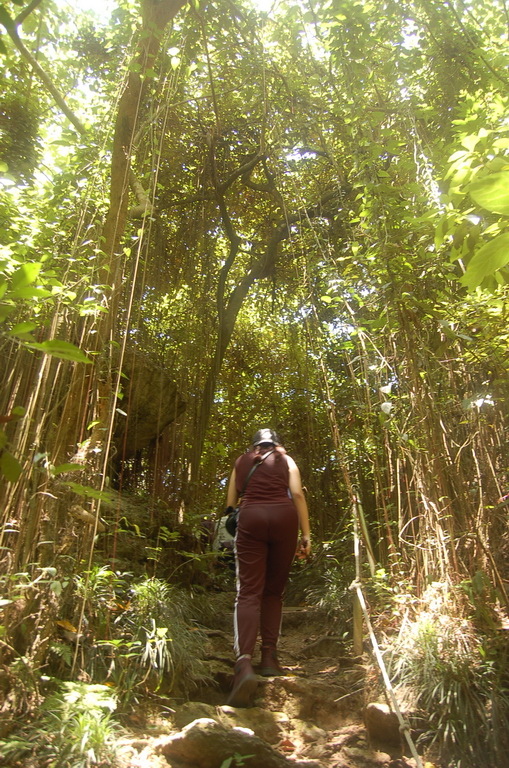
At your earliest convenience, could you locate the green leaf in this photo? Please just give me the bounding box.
[460,233,509,289]
[0,450,22,482]
[50,580,63,596]
[10,263,42,290]
[7,321,37,340]
[11,286,52,299]
[0,7,14,32]
[63,482,118,506]
[461,133,480,152]
[26,340,92,364]
[51,463,84,475]
[469,171,509,215]
[0,302,15,322]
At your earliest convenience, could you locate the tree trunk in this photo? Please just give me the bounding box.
[189,192,340,486]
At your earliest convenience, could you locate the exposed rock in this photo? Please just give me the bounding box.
[341,746,392,766]
[301,636,347,658]
[364,703,402,748]
[218,705,290,744]
[291,719,328,743]
[131,746,170,768]
[327,723,368,750]
[173,702,218,729]
[113,348,186,461]
[261,675,352,728]
[172,701,290,745]
[154,717,321,768]
[125,600,428,768]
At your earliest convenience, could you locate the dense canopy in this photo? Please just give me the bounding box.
[0,0,508,765]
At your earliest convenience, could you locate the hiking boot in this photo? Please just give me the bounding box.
[226,656,258,707]
[260,646,285,677]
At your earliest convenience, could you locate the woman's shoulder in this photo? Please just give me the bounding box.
[284,453,297,469]
[235,450,254,468]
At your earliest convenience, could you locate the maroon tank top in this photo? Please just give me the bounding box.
[235,450,291,504]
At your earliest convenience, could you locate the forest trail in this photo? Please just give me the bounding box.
[118,590,419,768]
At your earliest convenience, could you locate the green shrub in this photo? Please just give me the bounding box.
[0,682,123,768]
[386,582,509,767]
[302,539,354,623]
[97,576,211,704]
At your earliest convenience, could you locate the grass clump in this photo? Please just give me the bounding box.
[301,538,354,618]
[386,581,509,767]
[1,573,213,765]
[0,681,124,768]
[116,576,210,699]
[70,571,211,705]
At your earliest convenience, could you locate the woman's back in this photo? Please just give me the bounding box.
[235,450,290,504]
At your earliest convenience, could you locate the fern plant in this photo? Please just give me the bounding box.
[386,583,509,767]
[95,577,211,704]
[0,682,123,768]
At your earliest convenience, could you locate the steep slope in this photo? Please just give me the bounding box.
[120,591,420,768]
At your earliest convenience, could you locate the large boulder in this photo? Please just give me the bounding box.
[113,349,185,461]
[155,717,323,768]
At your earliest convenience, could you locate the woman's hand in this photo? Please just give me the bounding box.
[296,535,311,560]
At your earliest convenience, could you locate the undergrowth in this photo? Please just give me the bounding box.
[67,569,211,706]
[300,538,354,632]
[309,553,509,767]
[384,580,509,768]
[1,569,213,765]
[0,681,124,768]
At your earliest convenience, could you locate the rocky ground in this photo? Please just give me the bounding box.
[116,588,424,768]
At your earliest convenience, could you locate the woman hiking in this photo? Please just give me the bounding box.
[224,428,311,707]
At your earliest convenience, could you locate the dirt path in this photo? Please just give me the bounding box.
[119,591,418,768]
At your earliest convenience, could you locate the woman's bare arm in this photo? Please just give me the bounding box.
[226,467,238,508]
[287,456,311,556]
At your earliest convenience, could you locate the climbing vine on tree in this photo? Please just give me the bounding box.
[0,0,508,764]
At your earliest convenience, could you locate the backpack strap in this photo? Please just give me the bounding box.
[239,449,275,498]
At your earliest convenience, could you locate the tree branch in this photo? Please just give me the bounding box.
[167,192,216,206]
[128,170,154,219]
[14,0,44,27]
[222,188,341,340]
[190,183,344,481]
[219,150,265,194]
[1,9,86,135]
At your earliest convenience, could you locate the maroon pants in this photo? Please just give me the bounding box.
[233,501,299,657]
